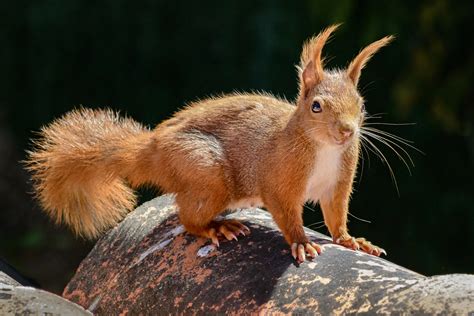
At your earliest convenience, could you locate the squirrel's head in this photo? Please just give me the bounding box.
[295,24,393,147]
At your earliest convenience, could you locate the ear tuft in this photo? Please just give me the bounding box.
[347,35,395,86]
[298,24,340,93]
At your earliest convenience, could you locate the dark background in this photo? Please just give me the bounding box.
[0,1,473,294]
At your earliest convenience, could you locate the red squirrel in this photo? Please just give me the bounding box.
[26,25,393,262]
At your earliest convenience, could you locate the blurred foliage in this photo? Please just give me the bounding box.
[0,0,472,293]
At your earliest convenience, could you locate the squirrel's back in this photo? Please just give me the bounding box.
[26,108,148,238]
[26,94,295,239]
[156,93,295,192]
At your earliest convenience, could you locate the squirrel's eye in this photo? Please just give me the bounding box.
[311,101,322,113]
[361,103,366,113]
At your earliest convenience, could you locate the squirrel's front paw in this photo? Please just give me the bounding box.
[290,241,323,263]
[336,236,386,256]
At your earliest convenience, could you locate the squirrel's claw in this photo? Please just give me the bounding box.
[308,242,323,257]
[203,219,250,246]
[298,244,306,262]
[291,242,323,263]
[356,237,386,257]
[237,229,247,236]
[218,225,238,241]
[208,228,220,247]
[336,236,386,257]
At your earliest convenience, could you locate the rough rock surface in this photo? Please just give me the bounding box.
[63,195,474,315]
[0,272,91,315]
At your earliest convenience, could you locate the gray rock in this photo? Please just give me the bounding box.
[63,195,474,314]
[0,272,20,287]
[0,272,91,315]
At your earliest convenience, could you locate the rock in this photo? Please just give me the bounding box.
[0,272,91,315]
[0,272,20,287]
[63,195,474,314]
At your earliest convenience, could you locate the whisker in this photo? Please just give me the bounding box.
[358,137,374,183]
[304,204,325,228]
[364,122,416,126]
[360,134,400,195]
[306,220,326,229]
[364,116,383,120]
[363,130,417,164]
[360,80,375,97]
[358,140,365,183]
[363,126,415,144]
[362,135,412,178]
[365,112,387,119]
[365,131,414,168]
[348,211,372,224]
[360,135,383,161]
[363,127,425,154]
[361,130,414,171]
[361,138,372,168]
[303,204,318,213]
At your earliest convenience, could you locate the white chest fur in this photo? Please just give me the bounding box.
[305,145,343,203]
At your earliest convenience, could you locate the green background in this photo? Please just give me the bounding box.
[0,1,473,293]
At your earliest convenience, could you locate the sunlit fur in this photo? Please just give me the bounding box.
[348,35,395,86]
[26,26,394,258]
[26,108,151,238]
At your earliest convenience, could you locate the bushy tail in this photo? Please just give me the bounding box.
[25,108,151,239]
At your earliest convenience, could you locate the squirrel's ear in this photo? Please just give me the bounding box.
[347,35,394,86]
[302,61,316,88]
[299,24,340,93]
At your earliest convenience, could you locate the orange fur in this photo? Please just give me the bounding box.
[347,35,394,86]
[26,26,393,261]
[299,24,340,90]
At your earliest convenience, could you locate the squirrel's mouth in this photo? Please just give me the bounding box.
[332,135,354,146]
[334,139,347,146]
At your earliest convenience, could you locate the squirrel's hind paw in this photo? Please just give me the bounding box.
[202,220,250,247]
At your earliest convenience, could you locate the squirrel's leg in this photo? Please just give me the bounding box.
[176,193,249,247]
[265,198,323,262]
[319,181,386,256]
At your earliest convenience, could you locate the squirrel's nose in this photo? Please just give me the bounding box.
[339,124,354,138]
[341,129,353,138]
